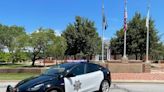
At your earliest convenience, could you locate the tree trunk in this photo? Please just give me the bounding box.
[90,55,92,60]
[10,51,15,64]
[74,55,76,60]
[140,53,143,60]
[114,53,116,60]
[135,54,138,60]
[31,60,35,66]
[31,55,36,66]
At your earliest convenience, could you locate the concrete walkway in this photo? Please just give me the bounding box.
[111,73,164,83]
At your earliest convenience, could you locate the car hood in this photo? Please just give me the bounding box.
[15,74,58,89]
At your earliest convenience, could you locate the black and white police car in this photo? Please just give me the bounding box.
[6,62,111,92]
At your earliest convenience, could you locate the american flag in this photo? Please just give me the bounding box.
[124,0,127,32]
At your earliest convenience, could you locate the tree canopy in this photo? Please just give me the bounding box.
[0,24,26,63]
[110,12,160,60]
[29,28,67,66]
[0,25,67,66]
[62,16,101,59]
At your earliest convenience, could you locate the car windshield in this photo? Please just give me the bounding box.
[43,65,66,75]
[42,63,75,75]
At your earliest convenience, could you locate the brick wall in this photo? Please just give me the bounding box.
[94,61,150,73]
[107,63,143,73]
[143,63,151,73]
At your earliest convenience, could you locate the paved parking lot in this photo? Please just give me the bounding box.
[1,82,164,92]
[0,81,17,92]
[109,83,164,92]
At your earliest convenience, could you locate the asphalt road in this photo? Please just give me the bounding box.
[109,82,164,92]
[1,82,164,92]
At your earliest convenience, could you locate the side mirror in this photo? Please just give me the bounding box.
[57,75,64,79]
[65,73,76,77]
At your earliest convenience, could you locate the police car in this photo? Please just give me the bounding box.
[6,62,111,92]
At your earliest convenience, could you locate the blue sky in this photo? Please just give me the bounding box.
[0,0,164,41]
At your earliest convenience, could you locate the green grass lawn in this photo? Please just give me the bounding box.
[0,73,39,80]
[0,63,46,69]
[0,64,29,69]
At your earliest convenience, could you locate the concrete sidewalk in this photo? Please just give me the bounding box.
[111,73,164,83]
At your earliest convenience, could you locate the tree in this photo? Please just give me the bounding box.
[45,36,67,59]
[11,34,30,63]
[110,12,159,60]
[0,44,4,52]
[29,28,56,66]
[62,16,101,59]
[0,52,11,62]
[0,24,26,63]
[110,29,124,59]
[150,42,164,60]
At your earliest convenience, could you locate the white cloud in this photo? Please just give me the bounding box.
[55,29,62,36]
[100,37,110,41]
[104,37,109,40]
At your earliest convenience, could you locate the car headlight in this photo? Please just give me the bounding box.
[27,83,44,91]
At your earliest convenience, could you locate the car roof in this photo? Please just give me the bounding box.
[53,62,101,70]
[61,62,86,67]
[54,62,81,69]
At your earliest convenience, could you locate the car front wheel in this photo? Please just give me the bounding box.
[99,80,110,92]
[48,89,58,92]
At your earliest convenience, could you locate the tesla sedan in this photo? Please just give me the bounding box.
[6,62,111,92]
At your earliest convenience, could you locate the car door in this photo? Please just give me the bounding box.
[84,63,104,91]
[64,63,87,92]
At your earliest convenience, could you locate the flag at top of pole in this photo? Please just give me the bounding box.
[102,0,108,30]
[146,3,150,28]
[124,0,128,32]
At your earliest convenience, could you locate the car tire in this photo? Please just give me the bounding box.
[48,89,58,92]
[99,80,110,92]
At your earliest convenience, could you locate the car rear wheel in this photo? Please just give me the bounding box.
[99,80,110,92]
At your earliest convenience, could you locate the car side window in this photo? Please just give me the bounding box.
[86,63,99,73]
[69,64,85,76]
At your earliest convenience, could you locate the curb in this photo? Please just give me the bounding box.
[1,80,164,83]
[112,80,164,83]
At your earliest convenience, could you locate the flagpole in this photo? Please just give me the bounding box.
[146,25,149,63]
[123,28,127,58]
[101,0,104,62]
[122,0,128,62]
[102,25,104,62]
[146,0,150,63]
